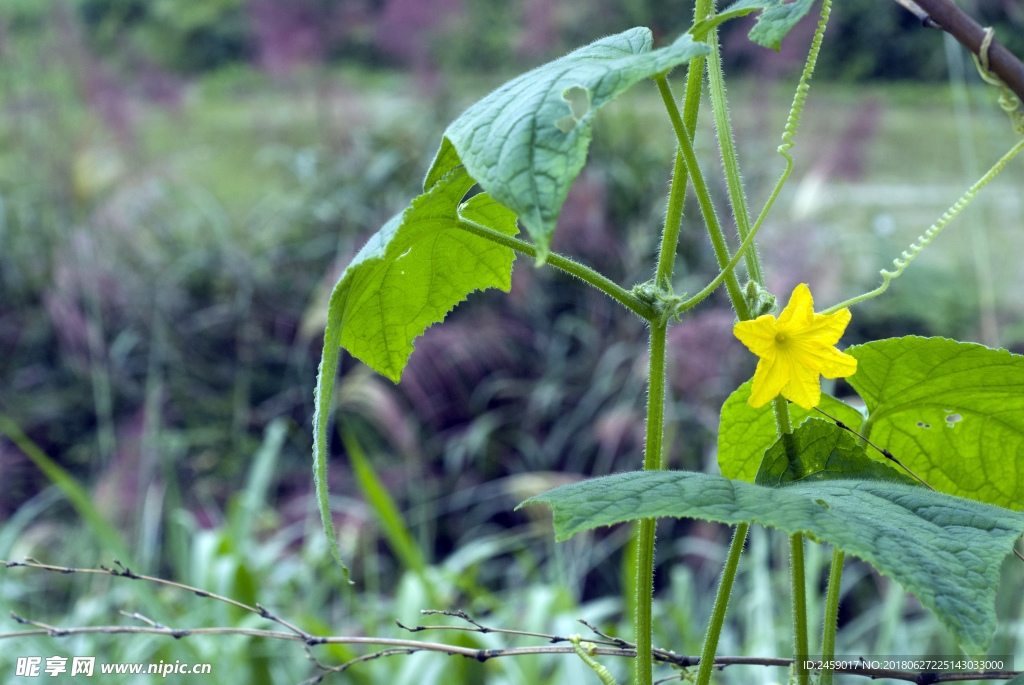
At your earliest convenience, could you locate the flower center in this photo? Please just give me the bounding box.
[775,332,787,343]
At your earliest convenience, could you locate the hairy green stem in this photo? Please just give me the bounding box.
[790,533,809,685]
[654,51,706,288]
[679,210,766,313]
[698,11,836,685]
[632,32,714,681]
[705,27,761,285]
[655,151,689,290]
[657,11,757,684]
[774,400,809,685]
[456,218,656,320]
[694,523,750,685]
[643,321,668,475]
[633,517,657,684]
[653,74,749,321]
[772,397,793,436]
[634,318,668,685]
[821,548,845,685]
[763,14,837,681]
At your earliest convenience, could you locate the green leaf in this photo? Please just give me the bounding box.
[755,418,919,487]
[748,0,817,51]
[718,378,865,481]
[689,0,782,38]
[333,168,517,382]
[521,471,1024,652]
[429,28,711,261]
[848,336,1024,510]
[312,167,517,576]
[424,138,462,192]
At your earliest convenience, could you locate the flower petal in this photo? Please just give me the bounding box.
[797,307,851,347]
[776,283,814,328]
[734,314,779,358]
[748,354,789,408]
[779,353,821,409]
[813,346,858,379]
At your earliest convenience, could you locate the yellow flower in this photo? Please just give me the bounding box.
[733,283,857,409]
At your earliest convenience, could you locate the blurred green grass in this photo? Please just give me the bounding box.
[1,14,1023,683]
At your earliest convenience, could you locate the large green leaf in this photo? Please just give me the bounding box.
[848,336,1024,511]
[429,28,711,261]
[718,378,865,481]
[748,0,817,51]
[312,167,517,575]
[755,418,919,487]
[521,470,1024,652]
[330,168,517,382]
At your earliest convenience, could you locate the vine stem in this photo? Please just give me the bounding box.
[754,6,839,679]
[706,22,762,285]
[677,210,764,313]
[649,6,781,684]
[631,11,717,676]
[654,17,707,289]
[821,548,845,685]
[456,218,656,320]
[653,74,750,321]
[790,533,810,685]
[694,523,750,685]
[771,398,809,685]
[634,318,668,685]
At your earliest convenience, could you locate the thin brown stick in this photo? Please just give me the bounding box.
[299,646,419,685]
[578,618,634,649]
[398,609,632,650]
[3,558,315,643]
[399,608,568,643]
[3,561,1021,683]
[3,617,1020,683]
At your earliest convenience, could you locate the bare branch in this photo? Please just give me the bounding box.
[300,645,419,685]
[894,0,1024,102]
[2,558,317,644]
[118,611,165,629]
[2,560,1021,683]
[3,614,1020,682]
[578,618,634,650]
[401,609,613,646]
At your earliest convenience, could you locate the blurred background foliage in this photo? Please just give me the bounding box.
[1,0,1023,683]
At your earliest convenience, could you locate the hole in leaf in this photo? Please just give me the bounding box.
[562,85,591,119]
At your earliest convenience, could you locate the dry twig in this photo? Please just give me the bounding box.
[2,560,1020,684]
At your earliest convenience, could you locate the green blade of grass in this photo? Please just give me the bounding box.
[233,417,288,544]
[0,413,134,566]
[341,425,429,581]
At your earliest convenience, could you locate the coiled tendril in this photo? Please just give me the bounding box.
[823,28,1024,314]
